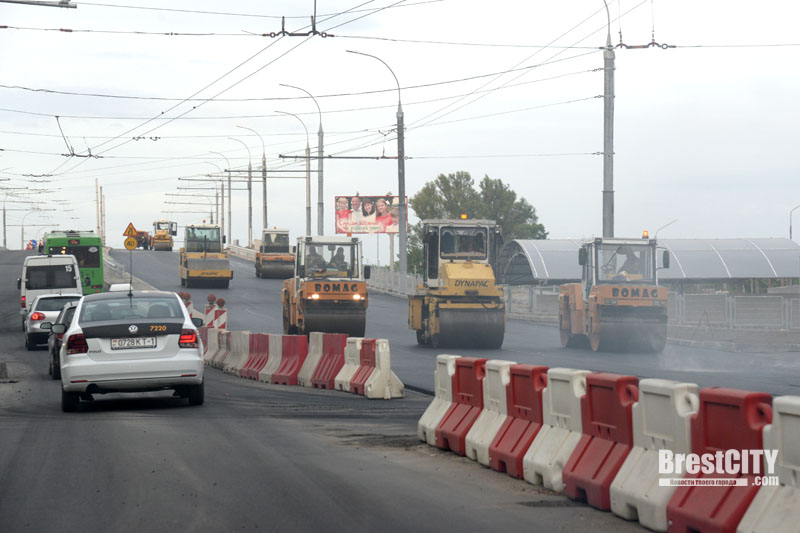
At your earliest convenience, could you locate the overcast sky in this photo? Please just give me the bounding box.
[1,0,798,262]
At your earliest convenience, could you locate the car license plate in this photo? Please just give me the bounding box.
[111,337,156,350]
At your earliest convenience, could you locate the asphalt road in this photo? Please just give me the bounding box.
[2,249,641,532]
[111,249,800,397]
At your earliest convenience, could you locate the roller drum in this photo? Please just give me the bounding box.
[436,307,505,349]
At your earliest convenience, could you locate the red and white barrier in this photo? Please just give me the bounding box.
[202,327,218,364]
[488,364,548,478]
[610,379,699,531]
[418,355,460,445]
[666,388,772,533]
[348,339,403,399]
[334,338,362,392]
[522,368,590,493]
[562,373,639,510]
[465,359,515,465]
[297,332,324,388]
[205,305,228,329]
[435,357,487,456]
[271,335,308,386]
[210,330,230,369]
[310,334,348,390]
[258,335,283,383]
[223,330,251,375]
[738,395,800,533]
[239,333,269,380]
[197,326,209,359]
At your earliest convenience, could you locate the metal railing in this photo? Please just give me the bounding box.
[365,265,421,296]
[227,244,257,262]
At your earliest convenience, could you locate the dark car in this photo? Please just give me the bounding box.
[44,301,79,380]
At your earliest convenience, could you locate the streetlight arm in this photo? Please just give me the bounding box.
[236,126,265,158]
[347,50,401,105]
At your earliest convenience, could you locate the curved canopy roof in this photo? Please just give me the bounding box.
[499,238,800,284]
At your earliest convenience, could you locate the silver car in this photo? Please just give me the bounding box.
[55,291,205,412]
[24,293,83,350]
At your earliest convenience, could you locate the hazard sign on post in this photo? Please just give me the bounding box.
[123,223,138,237]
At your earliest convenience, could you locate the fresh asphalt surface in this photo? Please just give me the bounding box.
[1,249,641,532]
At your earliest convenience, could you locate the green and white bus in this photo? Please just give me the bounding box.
[42,231,104,294]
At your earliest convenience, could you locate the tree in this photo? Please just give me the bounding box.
[406,171,547,272]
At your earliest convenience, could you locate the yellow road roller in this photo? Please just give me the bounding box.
[179,224,232,289]
[255,228,295,279]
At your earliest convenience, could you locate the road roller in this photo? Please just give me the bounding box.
[255,228,295,279]
[282,236,369,337]
[558,233,670,353]
[409,219,505,349]
[151,220,177,251]
[179,223,233,289]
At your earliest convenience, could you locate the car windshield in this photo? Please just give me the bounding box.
[597,244,655,283]
[34,296,82,312]
[26,264,77,290]
[79,297,184,322]
[440,227,487,260]
[303,243,357,279]
[185,227,221,253]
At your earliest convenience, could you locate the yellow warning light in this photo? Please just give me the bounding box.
[642,230,649,239]
[460,213,468,219]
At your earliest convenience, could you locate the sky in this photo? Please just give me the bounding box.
[1,0,799,264]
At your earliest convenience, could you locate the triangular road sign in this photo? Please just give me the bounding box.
[123,222,138,237]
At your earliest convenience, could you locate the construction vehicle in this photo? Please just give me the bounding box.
[282,236,369,337]
[558,234,670,353]
[179,224,232,288]
[255,228,295,279]
[150,220,178,251]
[409,219,505,349]
[135,230,150,250]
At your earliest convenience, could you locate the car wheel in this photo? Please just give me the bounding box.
[25,334,35,351]
[188,382,204,406]
[52,355,61,380]
[61,389,80,412]
[48,357,52,376]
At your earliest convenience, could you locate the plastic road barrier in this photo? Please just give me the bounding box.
[489,364,548,478]
[210,330,230,369]
[334,337,362,392]
[435,357,488,456]
[223,330,251,375]
[198,327,209,358]
[350,339,377,395]
[203,328,219,364]
[258,334,284,383]
[738,395,800,533]
[310,333,348,390]
[666,388,773,533]
[610,379,699,531]
[271,335,309,386]
[523,368,590,493]
[205,307,228,329]
[562,373,639,510]
[465,360,515,465]
[418,355,460,445]
[297,332,324,387]
[348,339,403,399]
[239,333,268,380]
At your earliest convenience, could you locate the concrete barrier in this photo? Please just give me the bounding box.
[223,330,251,375]
[418,355,460,446]
[239,333,268,380]
[465,359,514,466]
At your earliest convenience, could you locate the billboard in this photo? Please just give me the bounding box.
[335,195,408,234]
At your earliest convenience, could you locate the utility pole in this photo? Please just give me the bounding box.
[602,1,615,238]
[95,179,100,236]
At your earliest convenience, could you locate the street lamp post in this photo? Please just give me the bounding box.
[602,0,615,238]
[791,205,800,241]
[237,126,267,231]
[228,137,253,247]
[347,50,407,275]
[204,161,225,239]
[209,151,232,246]
[277,111,311,236]
[281,84,324,236]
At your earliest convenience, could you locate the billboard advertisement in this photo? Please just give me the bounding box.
[335,195,408,234]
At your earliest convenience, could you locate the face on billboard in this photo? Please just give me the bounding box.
[351,197,362,210]
[335,195,407,234]
[336,197,349,211]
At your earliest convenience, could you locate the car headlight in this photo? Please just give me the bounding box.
[352,294,361,300]
[310,293,320,300]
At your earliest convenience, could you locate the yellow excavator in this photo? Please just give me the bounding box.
[255,228,295,279]
[151,220,177,251]
[409,218,505,349]
[559,234,669,352]
[179,224,232,288]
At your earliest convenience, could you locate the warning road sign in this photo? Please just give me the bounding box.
[124,237,137,250]
[123,223,138,237]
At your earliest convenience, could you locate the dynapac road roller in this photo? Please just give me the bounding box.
[282,236,369,337]
[150,220,177,251]
[559,234,670,353]
[255,228,295,279]
[179,223,233,288]
[409,219,505,349]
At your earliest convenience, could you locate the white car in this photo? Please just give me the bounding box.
[24,293,83,350]
[54,290,205,412]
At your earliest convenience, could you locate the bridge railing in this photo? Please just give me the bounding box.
[228,244,257,262]
[366,265,421,296]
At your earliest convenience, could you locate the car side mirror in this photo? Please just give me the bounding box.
[191,317,204,327]
[17,278,21,290]
[40,322,52,331]
[662,250,670,269]
[578,248,587,266]
[52,324,66,334]
[364,266,371,279]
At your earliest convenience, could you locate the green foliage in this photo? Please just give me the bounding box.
[406,171,547,272]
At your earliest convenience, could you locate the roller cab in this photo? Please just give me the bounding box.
[559,234,670,353]
[255,229,295,279]
[409,219,505,349]
[282,236,369,337]
[179,224,232,289]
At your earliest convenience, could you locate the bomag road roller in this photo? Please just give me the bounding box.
[282,236,369,337]
[179,223,233,288]
[255,228,295,279]
[409,219,505,349]
[559,233,670,353]
[150,220,177,251]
